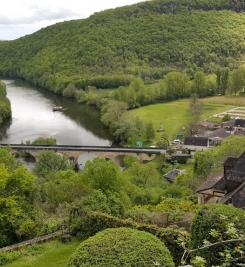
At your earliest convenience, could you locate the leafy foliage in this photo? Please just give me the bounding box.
[26,137,57,145]
[194,136,245,177]
[0,1,244,93]
[190,204,245,266]
[34,151,73,180]
[68,227,174,267]
[0,81,11,125]
[0,148,37,247]
[69,210,188,266]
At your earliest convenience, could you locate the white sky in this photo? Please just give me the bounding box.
[0,0,145,40]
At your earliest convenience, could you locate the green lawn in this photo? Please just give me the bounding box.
[4,240,80,267]
[129,98,233,140]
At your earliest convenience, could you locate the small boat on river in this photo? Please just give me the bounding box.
[53,106,64,112]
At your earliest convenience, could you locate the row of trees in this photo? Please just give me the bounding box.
[62,65,245,113]
[59,65,245,145]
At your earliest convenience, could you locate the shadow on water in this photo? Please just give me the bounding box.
[38,89,110,141]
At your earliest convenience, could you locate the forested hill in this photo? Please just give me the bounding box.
[0,0,245,92]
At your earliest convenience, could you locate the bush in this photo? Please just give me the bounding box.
[190,204,245,266]
[68,227,174,267]
[69,210,188,266]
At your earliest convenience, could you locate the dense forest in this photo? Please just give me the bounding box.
[0,0,244,93]
[0,81,11,125]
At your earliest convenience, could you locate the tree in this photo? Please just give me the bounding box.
[113,114,137,144]
[205,74,217,96]
[194,136,245,177]
[192,71,206,97]
[42,170,90,210]
[216,67,229,95]
[0,80,11,125]
[63,83,77,98]
[27,137,56,145]
[230,65,245,95]
[145,122,155,141]
[0,154,37,246]
[164,71,190,99]
[34,151,73,180]
[78,190,111,214]
[186,94,203,136]
[82,158,122,194]
[101,100,128,130]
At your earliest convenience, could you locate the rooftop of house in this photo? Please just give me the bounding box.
[222,119,236,128]
[164,169,184,183]
[196,173,224,193]
[224,157,238,168]
[184,137,208,147]
[199,121,218,129]
[207,128,231,139]
[231,152,245,176]
[234,119,245,127]
[222,119,245,128]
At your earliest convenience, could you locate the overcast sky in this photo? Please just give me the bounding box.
[0,0,145,40]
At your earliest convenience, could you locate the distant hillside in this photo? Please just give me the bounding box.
[0,0,244,92]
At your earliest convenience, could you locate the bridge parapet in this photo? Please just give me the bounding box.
[0,144,166,163]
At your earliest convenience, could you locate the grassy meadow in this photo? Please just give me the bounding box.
[129,97,236,140]
[4,240,80,267]
[201,96,245,106]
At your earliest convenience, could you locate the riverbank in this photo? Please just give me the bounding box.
[0,80,11,125]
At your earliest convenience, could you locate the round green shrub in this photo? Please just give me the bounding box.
[68,227,174,267]
[190,204,245,265]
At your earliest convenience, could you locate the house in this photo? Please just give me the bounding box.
[222,119,245,130]
[234,119,245,128]
[184,137,209,150]
[207,128,232,146]
[222,119,236,130]
[198,121,219,131]
[164,169,185,183]
[196,152,245,209]
[234,128,245,136]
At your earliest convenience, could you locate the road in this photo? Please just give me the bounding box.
[0,144,166,154]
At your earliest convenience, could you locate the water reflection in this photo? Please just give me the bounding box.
[0,80,111,146]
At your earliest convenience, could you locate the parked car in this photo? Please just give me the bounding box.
[172,139,181,145]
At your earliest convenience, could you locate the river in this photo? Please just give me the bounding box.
[0,80,111,146]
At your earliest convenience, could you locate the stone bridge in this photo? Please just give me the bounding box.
[0,144,166,164]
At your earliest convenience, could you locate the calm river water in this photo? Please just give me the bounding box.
[0,80,111,146]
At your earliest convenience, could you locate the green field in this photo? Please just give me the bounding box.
[129,98,234,140]
[201,96,245,106]
[4,240,80,267]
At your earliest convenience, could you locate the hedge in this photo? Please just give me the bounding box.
[69,210,189,266]
[68,227,174,267]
